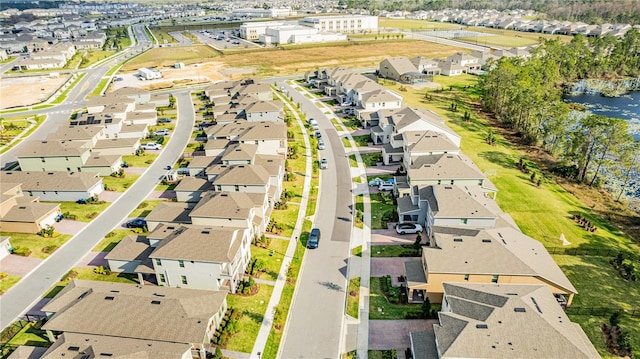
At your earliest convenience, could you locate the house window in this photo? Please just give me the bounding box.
[155,258,162,266]
[181,275,188,285]
[464,274,469,281]
[437,180,441,185]
[65,157,69,161]
[27,191,33,196]
[491,275,499,283]
[178,260,184,268]
[159,274,166,283]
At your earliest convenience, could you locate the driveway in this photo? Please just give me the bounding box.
[146,190,176,200]
[371,228,420,245]
[371,257,416,286]
[54,219,88,235]
[369,319,437,351]
[0,255,42,277]
[99,190,122,202]
[76,251,109,268]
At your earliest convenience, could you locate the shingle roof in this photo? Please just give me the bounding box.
[104,235,153,261]
[16,140,89,157]
[190,191,261,219]
[0,171,102,192]
[421,185,497,219]
[42,280,227,345]
[149,224,244,263]
[1,202,59,222]
[145,202,193,224]
[46,126,103,142]
[221,143,258,162]
[409,154,485,181]
[213,164,270,186]
[434,283,598,358]
[174,177,214,192]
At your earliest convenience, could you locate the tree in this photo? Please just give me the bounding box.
[421,297,431,318]
[612,140,640,201]
[587,117,632,187]
[413,232,422,250]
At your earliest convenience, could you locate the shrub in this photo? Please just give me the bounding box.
[12,246,31,257]
[93,265,111,275]
[41,245,58,254]
[609,311,622,327]
[285,172,296,181]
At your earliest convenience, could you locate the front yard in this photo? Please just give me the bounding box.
[370,193,397,230]
[57,201,111,222]
[369,276,422,320]
[224,284,274,353]
[1,232,72,260]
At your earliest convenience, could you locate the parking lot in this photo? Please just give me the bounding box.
[190,29,261,49]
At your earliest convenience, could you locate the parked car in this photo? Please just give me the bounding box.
[315,130,322,138]
[396,223,423,235]
[307,228,321,248]
[157,117,171,123]
[126,218,147,229]
[320,157,328,169]
[232,40,240,45]
[154,129,169,136]
[318,139,326,150]
[378,182,394,191]
[141,143,162,150]
[368,178,385,186]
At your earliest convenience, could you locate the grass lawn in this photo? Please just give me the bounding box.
[269,205,298,238]
[467,26,573,44]
[51,73,86,104]
[43,268,139,299]
[251,238,289,281]
[121,45,219,71]
[122,153,158,167]
[80,50,116,69]
[351,245,362,257]
[361,152,382,167]
[56,201,111,222]
[347,277,360,318]
[379,18,461,30]
[7,321,49,347]
[149,28,178,44]
[342,137,352,148]
[348,154,358,167]
[341,118,360,131]
[0,273,21,295]
[369,276,422,319]
[381,71,640,356]
[370,193,396,230]
[368,350,398,359]
[1,232,72,259]
[225,284,274,353]
[352,135,371,147]
[128,200,165,218]
[92,229,132,252]
[554,255,640,358]
[89,77,110,97]
[371,244,421,258]
[102,174,140,192]
[355,194,364,229]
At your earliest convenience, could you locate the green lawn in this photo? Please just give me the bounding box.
[92,229,132,252]
[43,268,139,299]
[6,321,49,348]
[80,50,116,69]
[351,245,362,257]
[251,238,289,281]
[122,153,158,167]
[89,77,110,97]
[369,276,422,320]
[0,273,21,295]
[342,137,352,148]
[52,73,86,104]
[352,135,371,147]
[102,174,140,192]
[348,154,358,167]
[341,118,360,131]
[128,200,164,218]
[269,205,298,238]
[56,201,111,222]
[1,232,72,259]
[347,277,360,318]
[361,152,382,167]
[379,18,461,30]
[355,194,364,229]
[370,193,396,230]
[371,244,421,258]
[225,284,274,353]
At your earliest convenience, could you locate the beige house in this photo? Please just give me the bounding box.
[41,280,227,359]
[0,182,60,234]
[17,140,91,173]
[379,57,427,83]
[410,283,599,359]
[92,138,140,156]
[189,191,269,238]
[174,177,215,203]
[0,171,104,202]
[46,125,106,147]
[145,202,193,231]
[404,227,577,306]
[206,121,288,157]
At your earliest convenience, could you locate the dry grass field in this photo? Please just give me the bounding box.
[0,74,70,109]
[121,45,221,71]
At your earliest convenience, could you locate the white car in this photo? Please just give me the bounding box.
[319,157,328,169]
[318,139,326,150]
[154,129,169,136]
[378,182,394,191]
[141,143,162,150]
[396,223,423,235]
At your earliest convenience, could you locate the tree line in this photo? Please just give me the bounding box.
[479,30,639,199]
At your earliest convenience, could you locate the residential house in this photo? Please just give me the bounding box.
[17,140,91,173]
[404,226,578,305]
[410,56,441,76]
[40,280,227,359]
[189,191,269,237]
[0,182,60,234]
[379,57,427,84]
[70,112,125,139]
[0,236,13,260]
[92,138,140,156]
[206,121,287,157]
[186,155,221,177]
[410,283,599,359]
[242,101,283,122]
[207,164,278,204]
[174,177,215,203]
[145,202,193,231]
[110,86,152,104]
[437,60,466,76]
[0,171,104,202]
[46,125,106,147]
[81,154,123,175]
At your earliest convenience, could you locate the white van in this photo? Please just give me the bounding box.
[154,129,169,136]
[378,182,394,191]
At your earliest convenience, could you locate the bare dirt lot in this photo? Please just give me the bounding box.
[0,74,70,109]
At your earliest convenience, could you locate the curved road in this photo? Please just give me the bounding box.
[0,91,195,329]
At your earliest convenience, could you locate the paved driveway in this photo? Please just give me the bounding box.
[76,251,108,268]
[99,190,122,202]
[371,228,420,245]
[0,255,42,277]
[369,319,436,351]
[371,257,416,286]
[54,219,88,235]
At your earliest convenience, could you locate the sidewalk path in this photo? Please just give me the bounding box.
[250,88,313,359]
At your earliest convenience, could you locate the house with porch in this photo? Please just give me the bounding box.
[379,57,427,84]
[40,280,227,359]
[410,56,441,76]
[403,226,578,306]
[409,283,599,359]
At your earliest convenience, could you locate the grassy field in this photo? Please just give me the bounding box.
[379,19,461,30]
[122,153,158,167]
[6,321,48,347]
[92,229,132,252]
[251,238,289,281]
[347,277,360,318]
[466,26,573,45]
[102,174,140,192]
[89,77,110,97]
[382,74,640,358]
[225,284,274,353]
[369,276,422,319]
[370,193,396,230]
[127,200,164,218]
[121,45,219,71]
[371,245,421,258]
[149,27,178,44]
[57,201,111,222]
[1,232,72,260]
[0,273,21,295]
[80,50,116,69]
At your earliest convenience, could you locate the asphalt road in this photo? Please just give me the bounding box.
[0,91,194,329]
[278,82,353,358]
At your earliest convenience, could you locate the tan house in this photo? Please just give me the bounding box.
[0,182,60,234]
[410,283,599,359]
[92,138,140,156]
[174,177,215,203]
[379,57,426,84]
[17,140,91,172]
[145,202,193,231]
[41,280,227,359]
[404,227,577,306]
[189,191,269,238]
[0,171,104,202]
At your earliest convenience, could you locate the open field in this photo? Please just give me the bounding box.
[0,74,70,109]
[381,75,640,358]
[467,26,574,44]
[120,45,220,71]
[148,27,178,44]
[379,18,462,30]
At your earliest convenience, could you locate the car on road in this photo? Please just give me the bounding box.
[126,218,147,229]
[396,223,423,235]
[378,182,394,191]
[232,40,240,45]
[319,157,328,169]
[157,117,171,123]
[317,139,326,150]
[308,228,321,248]
[141,143,162,150]
[154,129,169,136]
[315,130,322,138]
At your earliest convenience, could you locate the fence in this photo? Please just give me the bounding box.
[566,306,640,318]
[546,246,639,261]
[0,316,47,358]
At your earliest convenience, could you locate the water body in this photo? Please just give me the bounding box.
[564,91,640,140]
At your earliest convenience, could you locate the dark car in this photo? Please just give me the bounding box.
[307,228,321,249]
[157,117,171,123]
[126,218,147,229]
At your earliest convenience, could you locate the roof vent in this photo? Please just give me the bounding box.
[531,297,543,313]
[47,172,54,175]
[482,239,492,243]
[167,226,175,230]
[514,307,526,313]
[202,230,210,234]
[68,346,80,351]
[453,238,463,242]
[110,290,120,293]
[151,300,161,305]
[444,186,453,189]
[100,353,113,357]
[153,293,165,297]
[18,206,26,209]
[104,296,114,300]
[506,293,518,296]
[476,324,488,329]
